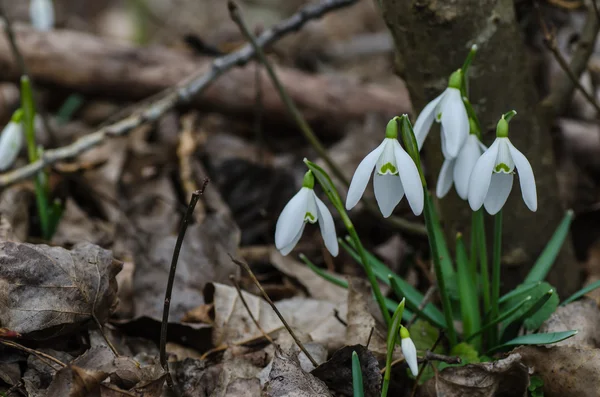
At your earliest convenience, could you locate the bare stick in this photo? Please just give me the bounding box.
[230,255,319,367]
[406,285,437,328]
[0,339,66,370]
[159,179,209,384]
[229,275,275,345]
[410,331,446,397]
[228,0,425,236]
[540,0,600,116]
[0,0,357,188]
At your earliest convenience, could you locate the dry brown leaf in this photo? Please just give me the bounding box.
[0,183,33,241]
[0,241,121,339]
[345,277,387,359]
[52,198,115,247]
[539,298,600,348]
[44,347,114,397]
[270,250,348,304]
[418,353,529,397]
[206,283,345,351]
[263,348,332,397]
[516,345,600,397]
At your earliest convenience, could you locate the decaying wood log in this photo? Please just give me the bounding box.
[0,25,409,127]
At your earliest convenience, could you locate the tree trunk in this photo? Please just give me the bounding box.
[380,0,578,296]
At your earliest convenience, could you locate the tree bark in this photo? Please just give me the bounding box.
[0,25,409,129]
[381,0,578,295]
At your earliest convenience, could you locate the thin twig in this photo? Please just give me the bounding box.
[228,0,426,236]
[230,255,319,367]
[0,339,66,370]
[159,179,209,387]
[406,285,437,328]
[229,275,275,345]
[384,351,460,374]
[0,0,357,188]
[593,0,600,23]
[540,0,600,116]
[199,326,285,360]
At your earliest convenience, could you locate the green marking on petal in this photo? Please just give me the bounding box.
[494,163,512,173]
[304,212,317,223]
[378,162,398,175]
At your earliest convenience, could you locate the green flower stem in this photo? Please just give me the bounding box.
[21,76,50,239]
[469,212,478,282]
[475,209,490,310]
[345,216,392,327]
[228,2,426,236]
[423,191,457,346]
[304,159,391,326]
[491,210,503,344]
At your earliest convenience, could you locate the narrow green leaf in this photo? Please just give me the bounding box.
[501,288,557,341]
[299,254,348,289]
[499,282,558,337]
[389,276,446,329]
[561,280,600,306]
[382,299,405,397]
[455,234,481,345]
[352,351,364,397]
[524,210,574,284]
[466,296,531,343]
[499,282,541,305]
[489,330,577,353]
[423,191,456,345]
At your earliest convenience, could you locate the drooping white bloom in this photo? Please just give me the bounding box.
[0,120,23,171]
[29,0,55,31]
[468,116,537,215]
[400,326,418,376]
[413,70,469,158]
[346,119,424,217]
[275,172,338,256]
[437,134,486,200]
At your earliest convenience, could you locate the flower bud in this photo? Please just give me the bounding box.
[0,120,24,171]
[400,326,418,376]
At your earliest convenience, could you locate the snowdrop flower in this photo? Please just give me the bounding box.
[29,0,55,31]
[437,127,486,200]
[275,171,338,256]
[400,326,418,376]
[413,70,469,158]
[0,111,24,171]
[346,118,424,217]
[468,114,537,215]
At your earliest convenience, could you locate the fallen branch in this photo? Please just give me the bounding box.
[0,0,410,187]
[540,1,600,116]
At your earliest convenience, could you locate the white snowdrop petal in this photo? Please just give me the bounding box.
[30,0,55,31]
[440,125,450,159]
[453,135,482,200]
[393,141,424,216]
[508,141,538,212]
[0,122,23,171]
[346,140,387,210]
[436,158,454,198]
[440,88,469,158]
[314,194,339,256]
[275,188,309,250]
[279,223,306,256]
[373,172,404,218]
[402,337,419,377]
[483,173,514,215]
[468,139,500,211]
[414,92,444,150]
